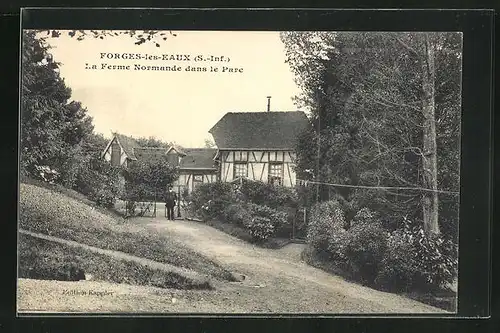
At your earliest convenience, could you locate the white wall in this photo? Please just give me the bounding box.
[219,150,297,186]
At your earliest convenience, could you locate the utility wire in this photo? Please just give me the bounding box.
[296,178,459,195]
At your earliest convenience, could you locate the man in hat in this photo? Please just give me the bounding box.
[165,186,177,220]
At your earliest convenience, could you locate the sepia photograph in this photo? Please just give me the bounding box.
[18,28,462,314]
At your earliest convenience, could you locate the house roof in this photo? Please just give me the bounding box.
[209,111,311,150]
[179,148,218,170]
[166,144,187,156]
[133,147,168,161]
[114,133,141,160]
[103,133,217,170]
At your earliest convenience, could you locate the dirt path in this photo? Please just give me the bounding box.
[134,217,446,314]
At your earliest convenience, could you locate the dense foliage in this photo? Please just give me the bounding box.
[21,31,93,180]
[282,32,460,296]
[74,157,123,208]
[21,31,123,208]
[281,31,461,238]
[187,180,300,242]
[122,156,180,216]
[306,200,457,292]
[236,178,298,209]
[188,182,235,220]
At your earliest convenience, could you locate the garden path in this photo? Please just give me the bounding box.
[136,217,447,314]
[17,220,448,313]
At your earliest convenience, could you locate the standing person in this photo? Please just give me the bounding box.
[165,186,177,220]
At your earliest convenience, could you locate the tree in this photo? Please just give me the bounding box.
[136,136,170,149]
[420,33,439,234]
[122,156,180,217]
[34,29,176,47]
[281,32,462,236]
[21,30,94,183]
[204,138,216,148]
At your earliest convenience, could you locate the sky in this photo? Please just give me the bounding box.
[42,30,303,148]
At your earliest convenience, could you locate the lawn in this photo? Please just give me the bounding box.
[19,183,237,283]
[18,233,211,290]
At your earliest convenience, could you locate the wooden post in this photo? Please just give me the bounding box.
[153,189,157,217]
[177,186,181,218]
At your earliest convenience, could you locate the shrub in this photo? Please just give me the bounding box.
[343,222,388,285]
[375,230,418,292]
[34,165,60,184]
[350,207,377,228]
[187,182,234,219]
[307,200,347,259]
[222,203,252,226]
[245,216,275,242]
[87,186,117,208]
[248,204,289,230]
[412,227,458,289]
[237,178,298,209]
[73,158,122,208]
[375,220,458,292]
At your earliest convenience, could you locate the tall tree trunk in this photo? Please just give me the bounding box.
[420,33,440,235]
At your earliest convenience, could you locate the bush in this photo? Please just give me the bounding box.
[307,200,347,258]
[222,203,252,226]
[412,227,458,289]
[375,221,458,292]
[343,222,388,285]
[247,203,285,224]
[245,216,275,242]
[375,230,418,292]
[350,207,377,228]
[73,158,122,208]
[237,178,298,209]
[187,182,234,219]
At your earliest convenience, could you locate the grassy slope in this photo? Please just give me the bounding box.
[18,233,211,290]
[19,183,236,282]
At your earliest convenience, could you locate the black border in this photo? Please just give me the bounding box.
[2,7,494,332]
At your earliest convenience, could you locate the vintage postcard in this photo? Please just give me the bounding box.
[18,28,461,314]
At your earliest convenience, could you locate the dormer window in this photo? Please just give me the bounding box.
[167,152,178,166]
[111,140,121,166]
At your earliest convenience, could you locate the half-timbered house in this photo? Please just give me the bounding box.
[101,133,218,194]
[101,133,142,168]
[173,148,218,194]
[209,111,310,187]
